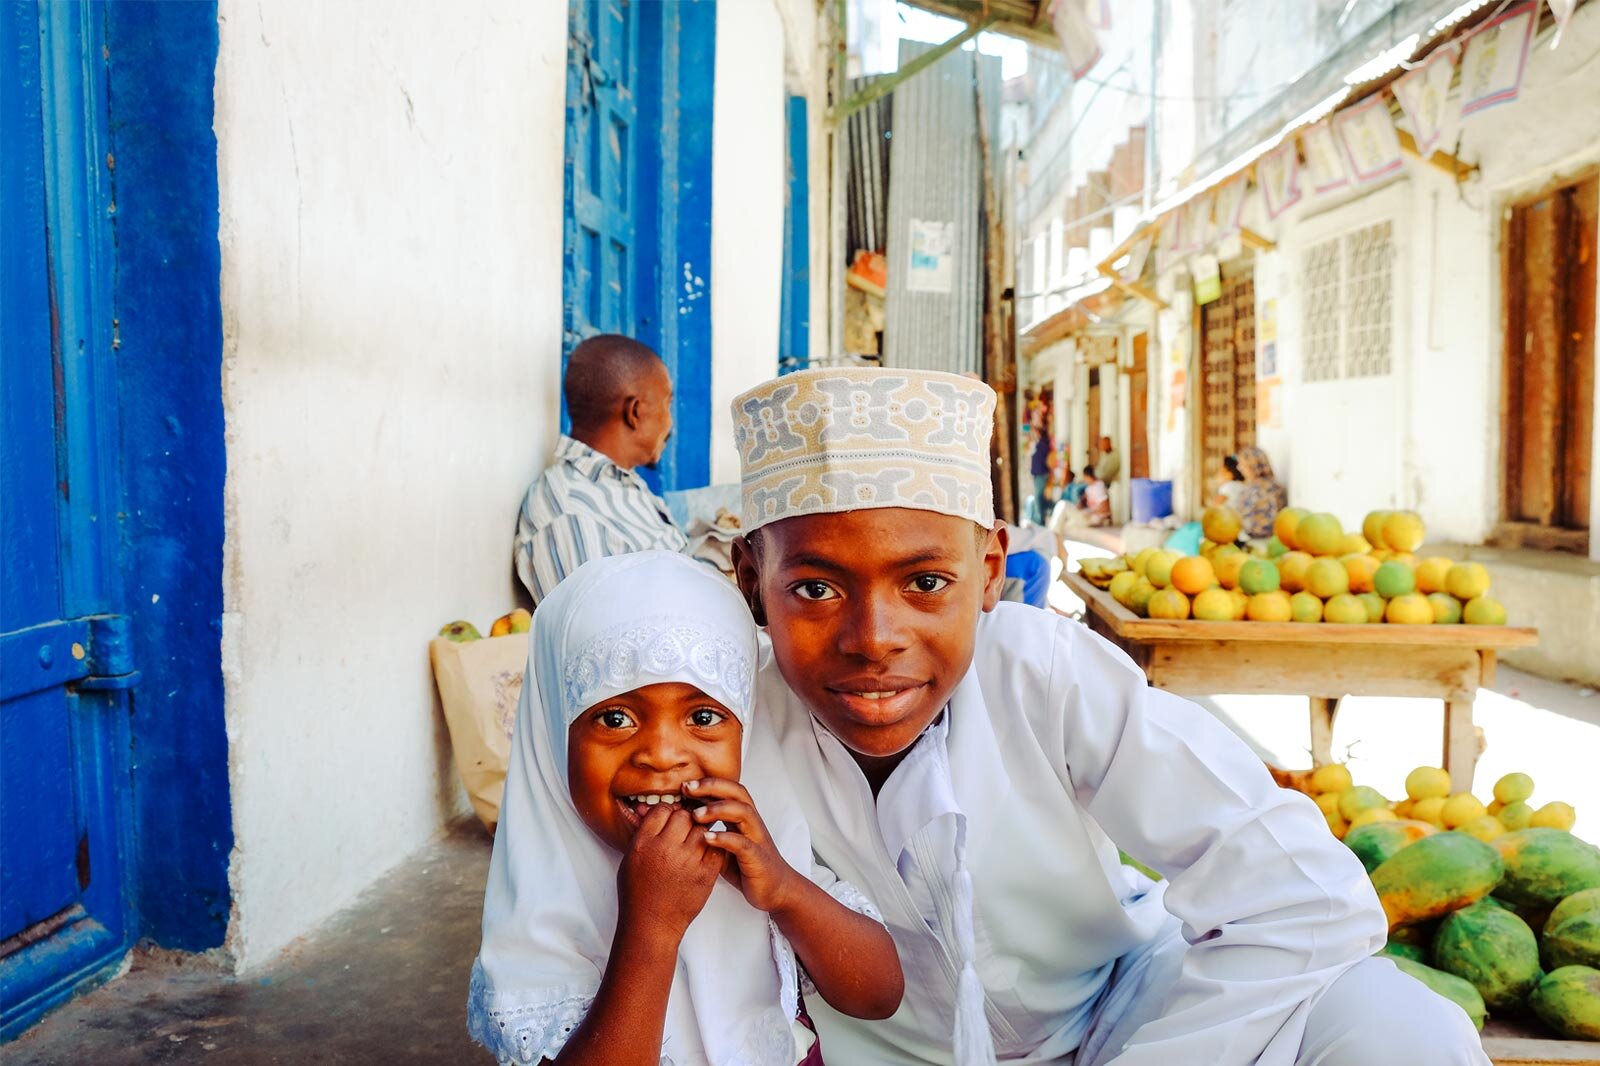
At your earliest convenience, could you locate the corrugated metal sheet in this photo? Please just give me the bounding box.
[882,45,1000,376]
[845,76,891,258]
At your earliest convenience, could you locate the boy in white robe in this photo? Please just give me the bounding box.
[727,367,1488,1066]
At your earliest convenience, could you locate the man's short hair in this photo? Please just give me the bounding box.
[563,334,665,432]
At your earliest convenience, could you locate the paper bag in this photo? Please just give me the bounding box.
[429,633,527,832]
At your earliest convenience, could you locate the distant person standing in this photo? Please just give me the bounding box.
[1096,434,1121,485]
[1029,422,1055,523]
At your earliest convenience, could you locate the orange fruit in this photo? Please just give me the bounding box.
[1356,592,1386,623]
[1278,551,1314,592]
[1446,562,1490,600]
[1192,587,1236,621]
[1382,510,1426,553]
[1305,558,1350,598]
[1415,556,1455,595]
[1385,593,1433,624]
[1239,558,1281,595]
[1246,590,1293,622]
[1463,596,1507,625]
[1427,592,1462,624]
[1289,591,1324,623]
[1362,510,1392,549]
[1202,506,1242,545]
[1216,552,1250,590]
[1373,560,1416,599]
[1170,556,1217,596]
[1274,508,1309,551]
[1324,593,1368,624]
[1147,587,1191,620]
[1295,513,1344,557]
[1343,554,1380,594]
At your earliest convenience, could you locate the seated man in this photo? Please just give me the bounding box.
[727,367,1485,1066]
[514,334,686,603]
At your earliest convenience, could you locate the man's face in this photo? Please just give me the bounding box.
[638,361,674,467]
[735,509,1006,768]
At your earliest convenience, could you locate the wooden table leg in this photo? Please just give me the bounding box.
[1443,698,1479,794]
[1310,697,1340,766]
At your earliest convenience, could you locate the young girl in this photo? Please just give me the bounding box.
[469,551,902,1066]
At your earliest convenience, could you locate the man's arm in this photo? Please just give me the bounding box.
[1043,618,1385,1064]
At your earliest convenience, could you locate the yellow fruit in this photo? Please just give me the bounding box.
[1446,562,1491,601]
[1246,590,1292,622]
[1393,798,1415,818]
[1216,552,1249,590]
[1192,587,1236,621]
[1343,554,1380,594]
[1440,792,1488,829]
[1351,807,1400,829]
[1487,799,1504,816]
[1289,590,1324,622]
[1338,533,1372,556]
[1411,796,1448,826]
[1357,592,1386,623]
[1315,791,1345,817]
[1427,592,1463,624]
[1109,570,1141,605]
[1405,766,1452,801]
[1312,764,1354,794]
[1339,785,1389,820]
[1388,551,1418,569]
[1131,547,1156,576]
[1228,587,1250,619]
[1374,560,1416,598]
[1530,802,1577,831]
[508,608,532,634]
[1126,578,1157,617]
[1147,587,1192,620]
[1497,801,1535,831]
[1370,548,1393,561]
[1463,596,1507,625]
[1324,593,1368,624]
[1494,773,1535,804]
[1325,809,1349,838]
[489,613,516,638]
[1145,550,1181,589]
[1306,558,1350,598]
[1386,593,1433,624]
[1278,551,1314,592]
[1362,510,1392,549]
[1171,555,1217,596]
[1460,815,1506,842]
[1296,512,1344,557]
[1382,510,1426,552]
[1275,507,1309,551]
[1415,556,1455,595]
[1202,506,1243,545]
[1239,558,1281,595]
[1265,535,1289,558]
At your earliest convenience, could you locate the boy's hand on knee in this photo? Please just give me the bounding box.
[686,777,798,915]
[617,804,724,939]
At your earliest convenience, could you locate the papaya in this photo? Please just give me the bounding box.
[1379,941,1428,965]
[1371,831,1504,931]
[1432,899,1542,1012]
[1543,887,1600,970]
[1389,921,1436,948]
[1492,828,1600,907]
[1344,819,1436,874]
[1388,956,1488,1031]
[1528,965,1600,1041]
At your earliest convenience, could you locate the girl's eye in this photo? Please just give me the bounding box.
[792,580,838,602]
[595,708,633,730]
[909,574,950,593]
[689,708,726,727]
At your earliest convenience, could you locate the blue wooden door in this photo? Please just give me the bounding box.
[1,1,135,1036]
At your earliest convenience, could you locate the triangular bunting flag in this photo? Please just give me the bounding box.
[1213,177,1247,237]
[1334,96,1405,184]
[1393,44,1459,157]
[1302,123,1350,195]
[1460,0,1537,118]
[1257,142,1301,220]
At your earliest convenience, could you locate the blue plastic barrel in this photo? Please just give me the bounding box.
[1130,478,1173,523]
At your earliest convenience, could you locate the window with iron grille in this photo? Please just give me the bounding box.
[1301,220,1394,381]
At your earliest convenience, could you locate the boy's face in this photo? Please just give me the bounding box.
[567,681,741,852]
[735,509,1006,771]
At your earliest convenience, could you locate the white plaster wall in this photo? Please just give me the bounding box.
[709,0,787,484]
[215,0,569,968]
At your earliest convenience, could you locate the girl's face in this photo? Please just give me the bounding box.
[567,682,742,852]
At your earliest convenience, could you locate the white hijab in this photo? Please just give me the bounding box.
[469,550,812,1066]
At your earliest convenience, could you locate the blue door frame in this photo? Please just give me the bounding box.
[1,1,230,1037]
[779,95,811,375]
[562,0,715,492]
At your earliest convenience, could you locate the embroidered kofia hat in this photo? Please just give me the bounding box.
[731,367,996,532]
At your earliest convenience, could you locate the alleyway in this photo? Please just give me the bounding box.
[9,823,491,1065]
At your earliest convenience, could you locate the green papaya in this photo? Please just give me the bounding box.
[1379,941,1428,965]
[1528,965,1600,1041]
[1543,887,1600,970]
[1344,820,1435,874]
[1372,831,1504,931]
[1492,828,1600,907]
[1389,956,1487,1031]
[1432,899,1542,1011]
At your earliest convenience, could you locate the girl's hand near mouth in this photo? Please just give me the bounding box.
[686,777,800,913]
[617,803,724,940]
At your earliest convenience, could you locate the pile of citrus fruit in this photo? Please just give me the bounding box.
[1089,505,1511,624]
[1276,765,1599,1039]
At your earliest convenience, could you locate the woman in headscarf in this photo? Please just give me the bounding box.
[1234,446,1288,541]
[469,550,900,1066]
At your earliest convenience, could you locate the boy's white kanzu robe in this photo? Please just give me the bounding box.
[761,604,1389,1065]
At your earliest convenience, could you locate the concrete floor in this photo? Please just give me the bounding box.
[9,821,493,1066]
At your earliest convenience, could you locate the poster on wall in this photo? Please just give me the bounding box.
[1192,253,1222,306]
[1459,0,1537,118]
[1258,297,1279,378]
[1334,96,1405,184]
[906,219,954,294]
[1258,376,1284,430]
[1393,44,1459,156]
[1257,142,1302,219]
[1301,123,1350,195]
[1213,176,1248,237]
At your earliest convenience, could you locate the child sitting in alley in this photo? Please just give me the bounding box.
[469,550,901,1066]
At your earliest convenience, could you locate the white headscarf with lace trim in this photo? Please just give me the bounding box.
[469,550,811,1066]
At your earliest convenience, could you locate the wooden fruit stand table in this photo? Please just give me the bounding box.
[1062,572,1539,793]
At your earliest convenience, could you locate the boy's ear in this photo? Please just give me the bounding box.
[731,536,768,626]
[980,521,1008,612]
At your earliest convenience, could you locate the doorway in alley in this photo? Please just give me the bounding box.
[1498,171,1596,555]
[561,0,715,491]
[1199,262,1257,499]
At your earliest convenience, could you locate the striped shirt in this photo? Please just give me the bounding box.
[515,435,689,604]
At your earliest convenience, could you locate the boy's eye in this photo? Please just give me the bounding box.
[791,580,838,602]
[595,708,633,730]
[689,707,726,727]
[908,574,950,593]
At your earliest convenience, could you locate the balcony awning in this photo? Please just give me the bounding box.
[899,0,1056,48]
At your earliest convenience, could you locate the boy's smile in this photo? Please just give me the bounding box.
[566,681,742,852]
[735,508,1007,787]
